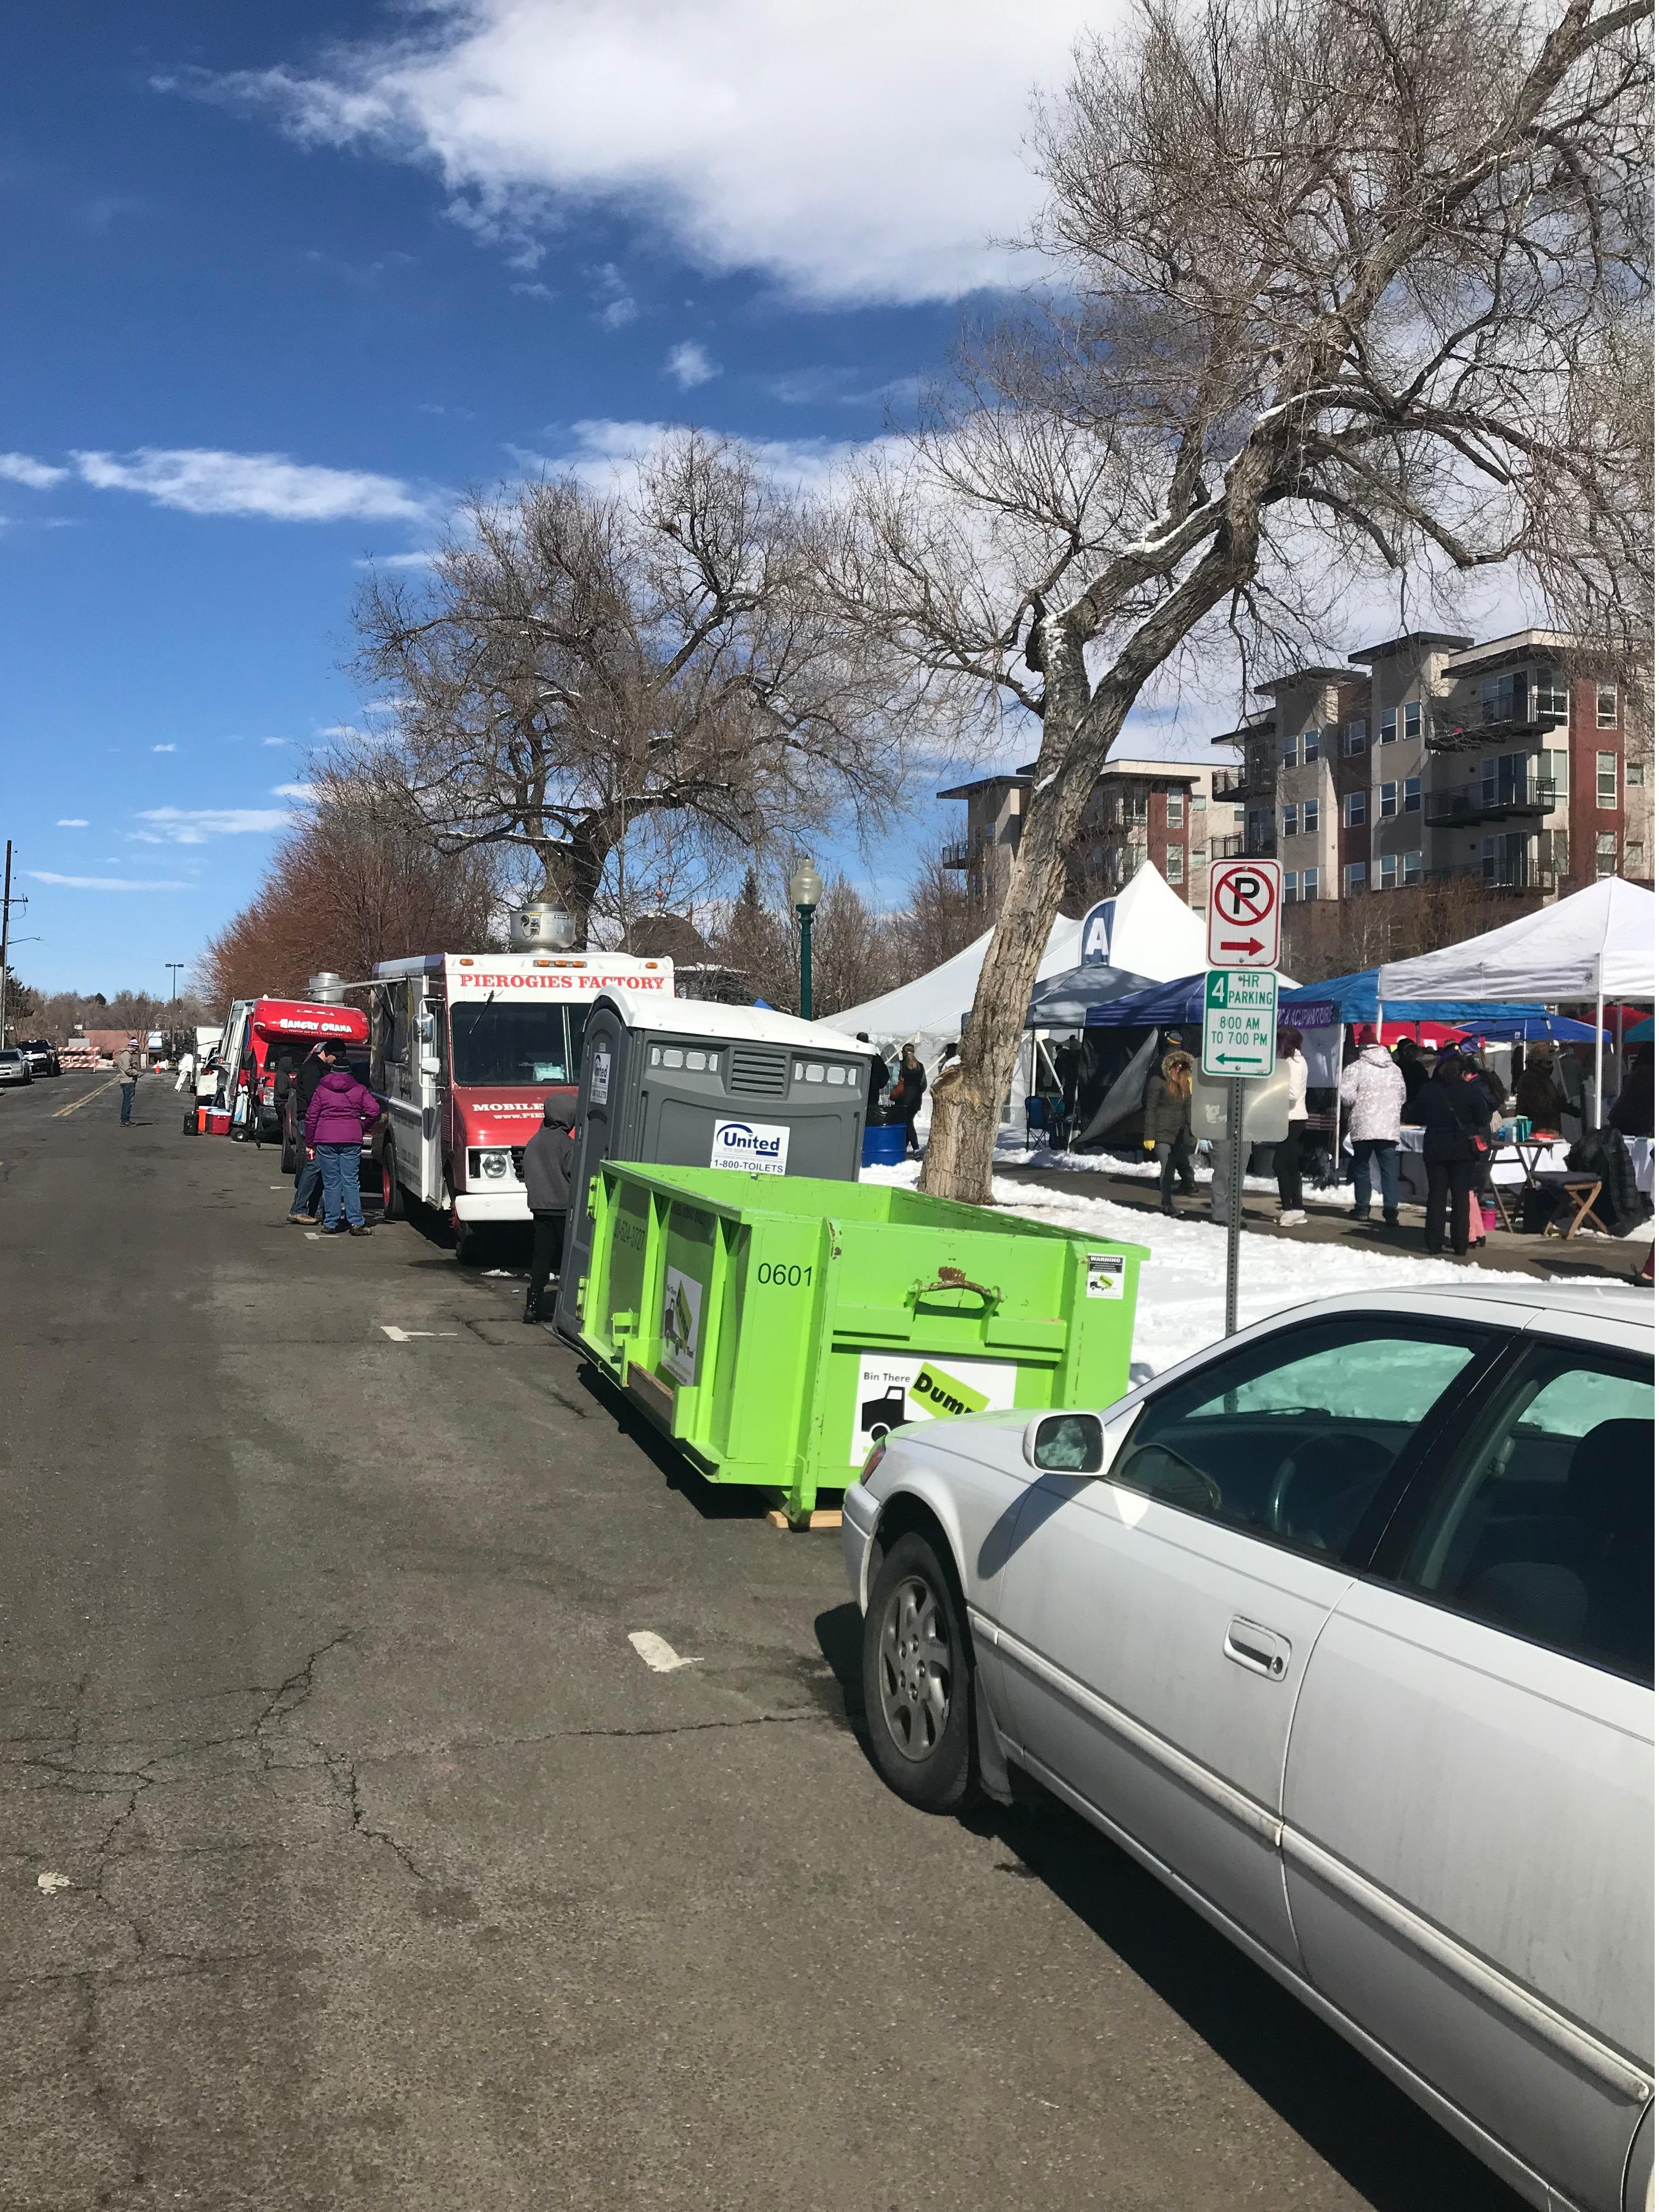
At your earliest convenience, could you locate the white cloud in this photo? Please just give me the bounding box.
[544,416,902,501]
[56,818,89,827]
[665,341,719,391]
[166,0,1094,303]
[152,742,177,753]
[132,806,292,844]
[270,781,317,799]
[0,452,69,488]
[262,736,291,746]
[591,262,637,329]
[29,871,193,892]
[72,446,431,522]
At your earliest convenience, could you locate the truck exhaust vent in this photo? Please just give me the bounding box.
[307,972,346,1005]
[727,1045,789,1098]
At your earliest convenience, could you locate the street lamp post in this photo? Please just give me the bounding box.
[788,863,823,1022]
[165,962,184,1058]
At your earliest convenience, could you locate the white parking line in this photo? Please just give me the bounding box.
[379,1325,460,1341]
[628,1630,702,1674]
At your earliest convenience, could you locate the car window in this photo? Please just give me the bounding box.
[1110,1321,1486,1561]
[1393,1347,1654,1682]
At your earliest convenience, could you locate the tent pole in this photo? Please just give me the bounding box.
[1592,962,1605,1128]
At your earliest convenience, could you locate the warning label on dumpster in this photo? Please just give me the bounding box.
[850,1354,1018,1466]
[660,1266,703,1385]
[1086,1251,1126,1299]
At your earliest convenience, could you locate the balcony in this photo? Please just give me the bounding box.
[1424,782,1560,828]
[1211,764,1276,799]
[1210,834,1244,860]
[941,840,970,871]
[1426,859,1558,895]
[1426,710,1567,754]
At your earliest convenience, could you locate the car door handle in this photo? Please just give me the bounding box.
[1225,1617,1291,1679]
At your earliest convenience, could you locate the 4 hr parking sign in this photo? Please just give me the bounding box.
[1201,967,1279,1077]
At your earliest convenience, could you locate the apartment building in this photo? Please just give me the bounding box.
[939,754,1232,912]
[1213,627,1652,913]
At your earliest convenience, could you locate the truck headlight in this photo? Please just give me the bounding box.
[479,1150,509,1180]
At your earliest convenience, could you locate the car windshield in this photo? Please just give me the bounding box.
[0,1049,23,1063]
[450,1002,578,1087]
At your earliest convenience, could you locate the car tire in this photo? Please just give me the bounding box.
[452,1208,479,1267]
[380,1146,404,1221]
[862,1531,980,1815]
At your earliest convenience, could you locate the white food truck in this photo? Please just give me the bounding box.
[368,911,672,1262]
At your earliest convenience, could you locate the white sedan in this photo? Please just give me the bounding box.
[843,1281,1654,2212]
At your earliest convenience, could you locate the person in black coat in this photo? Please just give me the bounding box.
[893,1044,927,1158]
[1393,1038,1431,1123]
[285,1040,341,1222]
[1418,1051,1493,1256]
[857,1033,890,1124]
[522,1099,577,1323]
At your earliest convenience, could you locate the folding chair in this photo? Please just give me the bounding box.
[1544,1178,1602,1240]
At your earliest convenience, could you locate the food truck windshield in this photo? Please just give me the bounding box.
[449,1000,588,1087]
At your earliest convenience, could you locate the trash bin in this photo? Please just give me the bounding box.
[573,1163,1147,1521]
[861,1123,906,1168]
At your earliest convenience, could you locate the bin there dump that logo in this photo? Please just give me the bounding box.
[850,1353,1018,1465]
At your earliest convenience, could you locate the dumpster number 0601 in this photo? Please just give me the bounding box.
[757,1262,813,1288]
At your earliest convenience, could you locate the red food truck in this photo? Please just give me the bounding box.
[217,996,371,1150]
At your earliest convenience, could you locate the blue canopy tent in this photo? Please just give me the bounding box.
[1080,971,1294,1027]
[1277,968,1548,1029]
[1024,962,1159,1028]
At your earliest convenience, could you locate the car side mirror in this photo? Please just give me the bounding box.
[420,1051,441,1076]
[1024,1410,1108,1474]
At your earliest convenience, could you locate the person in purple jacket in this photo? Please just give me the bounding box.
[303,1060,382,1235]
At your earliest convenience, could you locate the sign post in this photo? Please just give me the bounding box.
[1205,860,1283,1336]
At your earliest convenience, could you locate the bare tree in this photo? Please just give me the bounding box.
[200,763,504,1003]
[819,0,1651,1200]
[806,876,904,1018]
[891,855,995,977]
[354,431,928,942]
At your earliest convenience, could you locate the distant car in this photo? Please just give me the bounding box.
[843,1283,1654,2212]
[0,1047,33,1086]
[17,1040,60,1076]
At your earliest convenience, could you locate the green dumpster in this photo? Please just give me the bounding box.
[572,1163,1147,1521]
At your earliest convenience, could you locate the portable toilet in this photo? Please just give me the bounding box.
[554,996,875,1341]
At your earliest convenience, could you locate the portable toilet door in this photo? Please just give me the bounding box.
[555,995,872,1341]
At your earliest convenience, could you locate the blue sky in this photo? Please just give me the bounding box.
[3,0,1251,993]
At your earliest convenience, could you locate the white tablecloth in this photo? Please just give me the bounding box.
[1392,1127,1650,1199]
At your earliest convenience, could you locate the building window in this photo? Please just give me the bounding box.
[1343,719,1367,755]
[1402,702,1421,741]
[1233,804,1245,825]
[1304,727,1322,764]
[1378,853,1398,889]
[1283,804,1298,840]
[1344,791,1367,827]
[1302,798,1319,835]
[1628,760,1646,787]
[1192,787,1207,809]
[1598,684,1620,727]
[1403,849,1423,885]
[1404,776,1421,813]
[1165,846,1184,883]
[1626,842,1645,876]
[1166,789,1183,827]
[1283,873,1298,905]
[1541,748,1567,805]
[1597,751,1619,808]
[1379,710,1397,743]
[1536,666,1568,719]
[1379,780,1398,817]
[1596,832,1617,876]
[1344,861,1366,895]
[1282,730,1299,766]
[1302,868,1319,899]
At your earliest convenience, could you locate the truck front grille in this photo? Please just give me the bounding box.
[727,1045,789,1098]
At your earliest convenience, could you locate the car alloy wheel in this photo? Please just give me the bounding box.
[877,1574,952,1762]
[861,1531,979,1813]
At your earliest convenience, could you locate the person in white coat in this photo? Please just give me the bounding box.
[1341,1027,1408,1226]
[1276,1030,1309,1224]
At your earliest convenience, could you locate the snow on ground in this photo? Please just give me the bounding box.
[995,1138,1356,1210]
[860,1156,1532,1380]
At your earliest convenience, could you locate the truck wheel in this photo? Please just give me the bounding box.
[451,1207,479,1266]
[380,1147,404,1221]
[862,1532,980,1815]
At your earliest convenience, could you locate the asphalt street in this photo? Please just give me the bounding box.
[0,1072,1524,2211]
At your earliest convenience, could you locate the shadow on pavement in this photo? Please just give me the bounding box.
[574,1364,775,1518]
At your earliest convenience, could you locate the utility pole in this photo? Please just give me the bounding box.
[0,841,13,1049]
[166,961,184,1054]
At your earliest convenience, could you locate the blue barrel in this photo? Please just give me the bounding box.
[861,1122,907,1168]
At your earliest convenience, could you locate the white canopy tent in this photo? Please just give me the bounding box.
[1378,878,1655,1124]
[820,911,1084,1063]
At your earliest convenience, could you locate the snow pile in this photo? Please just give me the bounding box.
[860,1157,1530,1378]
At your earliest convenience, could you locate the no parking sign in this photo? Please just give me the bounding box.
[1208,860,1282,968]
